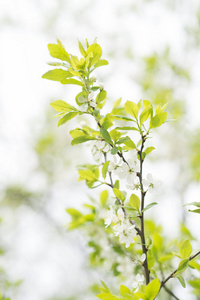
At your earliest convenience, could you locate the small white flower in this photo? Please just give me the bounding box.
[88,92,97,108]
[118,224,136,248]
[140,253,146,263]
[99,83,104,90]
[90,75,97,82]
[103,207,116,227]
[108,156,122,174]
[126,179,140,191]
[143,173,162,194]
[132,274,145,290]
[92,140,110,161]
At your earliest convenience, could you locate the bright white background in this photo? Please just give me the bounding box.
[0,0,200,299]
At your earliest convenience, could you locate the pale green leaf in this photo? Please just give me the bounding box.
[42,69,73,81]
[113,188,124,201]
[140,105,152,125]
[78,170,98,181]
[78,41,86,57]
[124,101,139,119]
[145,278,160,300]
[71,136,96,145]
[50,100,76,112]
[61,78,84,86]
[177,275,186,288]
[94,59,109,68]
[129,194,140,211]
[179,240,192,259]
[100,127,113,145]
[144,146,155,156]
[150,112,168,128]
[176,259,189,275]
[102,161,110,179]
[86,43,102,66]
[96,90,107,104]
[142,202,158,213]
[58,112,79,126]
[100,190,108,206]
[48,40,71,63]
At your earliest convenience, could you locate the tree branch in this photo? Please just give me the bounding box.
[138,134,150,284]
[160,250,200,289]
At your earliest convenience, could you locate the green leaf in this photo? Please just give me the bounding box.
[177,275,186,288]
[94,59,109,68]
[189,209,200,214]
[140,105,152,125]
[61,78,84,86]
[48,39,71,63]
[142,202,158,213]
[102,161,110,179]
[50,100,76,112]
[96,90,107,104]
[111,147,118,155]
[129,194,140,211]
[144,146,155,156]
[120,285,131,297]
[58,112,79,126]
[184,202,200,207]
[123,139,136,150]
[86,43,102,66]
[179,240,192,259]
[100,127,113,145]
[188,278,200,289]
[124,101,139,119]
[145,278,160,300]
[116,136,131,145]
[100,190,108,206]
[66,208,82,219]
[113,188,124,202]
[150,112,168,128]
[78,170,98,181]
[71,136,96,145]
[116,126,139,131]
[78,41,86,57]
[176,259,189,275]
[42,69,73,81]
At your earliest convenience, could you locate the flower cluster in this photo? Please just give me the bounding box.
[108,153,140,189]
[92,140,110,161]
[104,207,136,248]
[79,92,97,111]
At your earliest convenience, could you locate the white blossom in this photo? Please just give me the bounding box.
[118,223,136,248]
[143,173,162,194]
[99,83,104,90]
[140,253,146,263]
[108,156,123,176]
[88,92,97,108]
[92,140,110,161]
[132,274,145,290]
[103,207,117,227]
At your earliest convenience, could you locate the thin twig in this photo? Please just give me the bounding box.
[160,250,200,289]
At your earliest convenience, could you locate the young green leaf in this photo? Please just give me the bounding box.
[42,69,73,81]
[179,240,192,259]
[140,105,152,125]
[51,100,76,112]
[94,59,109,68]
[78,170,98,181]
[78,41,86,57]
[102,161,110,179]
[58,112,79,127]
[100,190,109,206]
[96,90,107,104]
[113,188,124,202]
[86,43,102,67]
[61,78,84,86]
[48,39,71,63]
[120,285,132,297]
[177,275,186,288]
[124,100,139,119]
[175,259,189,275]
[150,112,168,128]
[100,127,113,145]
[129,194,140,212]
[142,202,158,213]
[71,136,96,145]
[144,146,155,156]
[145,278,161,300]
